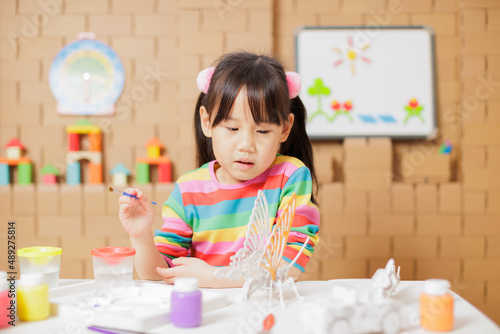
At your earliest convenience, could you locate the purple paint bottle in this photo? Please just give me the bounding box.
[170,277,202,328]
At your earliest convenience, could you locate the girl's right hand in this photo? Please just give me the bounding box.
[118,188,155,239]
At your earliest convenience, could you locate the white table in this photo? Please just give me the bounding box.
[4,279,500,334]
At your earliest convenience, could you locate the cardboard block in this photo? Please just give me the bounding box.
[370,214,414,236]
[394,237,438,259]
[464,215,500,236]
[439,183,462,213]
[464,191,487,213]
[391,183,414,213]
[319,182,343,213]
[37,184,59,214]
[416,214,461,235]
[321,259,367,280]
[464,259,500,281]
[60,184,82,214]
[345,236,390,259]
[441,237,485,259]
[417,259,461,281]
[38,216,82,237]
[416,184,438,213]
[83,184,106,214]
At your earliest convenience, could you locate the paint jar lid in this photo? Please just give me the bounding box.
[20,273,45,287]
[91,247,136,257]
[174,277,199,293]
[18,246,62,258]
[423,279,450,296]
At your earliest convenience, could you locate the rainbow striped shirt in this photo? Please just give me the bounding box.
[154,155,320,272]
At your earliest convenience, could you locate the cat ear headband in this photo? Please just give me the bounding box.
[196,66,302,99]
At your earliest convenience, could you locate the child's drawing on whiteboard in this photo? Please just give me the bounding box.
[332,36,371,75]
[307,78,331,121]
[403,98,425,124]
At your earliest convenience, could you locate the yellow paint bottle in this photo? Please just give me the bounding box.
[17,273,50,321]
[420,279,454,332]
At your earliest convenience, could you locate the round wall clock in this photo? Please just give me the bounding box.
[49,33,125,116]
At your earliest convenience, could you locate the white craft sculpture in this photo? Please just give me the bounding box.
[300,259,413,334]
[371,258,401,298]
[214,190,309,306]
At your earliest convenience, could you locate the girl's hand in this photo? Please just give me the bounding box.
[118,188,155,239]
[156,257,217,287]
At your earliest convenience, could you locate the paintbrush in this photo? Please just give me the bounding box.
[109,186,157,205]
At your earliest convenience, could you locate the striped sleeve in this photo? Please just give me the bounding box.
[154,182,192,267]
[279,166,320,273]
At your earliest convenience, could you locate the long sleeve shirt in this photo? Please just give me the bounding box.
[154,155,320,272]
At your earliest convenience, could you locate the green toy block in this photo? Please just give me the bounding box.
[136,163,150,184]
[18,163,32,184]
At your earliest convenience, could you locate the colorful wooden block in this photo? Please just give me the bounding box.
[6,147,21,160]
[40,163,60,185]
[66,161,81,185]
[147,146,160,158]
[66,119,101,134]
[43,174,57,184]
[0,157,31,165]
[89,163,102,184]
[136,163,149,184]
[68,133,79,151]
[0,163,9,185]
[18,162,32,184]
[158,162,171,183]
[146,137,164,158]
[5,138,24,160]
[89,132,101,152]
[110,163,130,186]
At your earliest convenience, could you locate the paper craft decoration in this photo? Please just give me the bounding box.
[49,32,125,115]
[296,27,436,139]
[214,190,309,306]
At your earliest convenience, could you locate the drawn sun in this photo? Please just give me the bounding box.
[333,36,371,75]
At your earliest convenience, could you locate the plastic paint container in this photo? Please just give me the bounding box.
[91,247,135,290]
[420,279,454,331]
[170,277,202,328]
[17,247,62,289]
[17,273,50,322]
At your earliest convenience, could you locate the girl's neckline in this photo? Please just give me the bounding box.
[208,160,269,189]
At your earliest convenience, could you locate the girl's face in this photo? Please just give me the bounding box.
[200,88,294,184]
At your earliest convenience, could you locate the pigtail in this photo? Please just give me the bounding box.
[280,96,318,205]
[194,92,215,167]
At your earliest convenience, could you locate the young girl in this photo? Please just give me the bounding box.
[119,52,320,288]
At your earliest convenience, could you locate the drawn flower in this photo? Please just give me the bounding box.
[409,98,418,108]
[344,100,352,111]
[331,100,340,111]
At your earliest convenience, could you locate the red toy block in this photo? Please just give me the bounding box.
[158,162,171,183]
[43,174,57,184]
[68,133,80,151]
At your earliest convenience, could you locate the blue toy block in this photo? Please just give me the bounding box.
[0,163,9,185]
[66,162,81,185]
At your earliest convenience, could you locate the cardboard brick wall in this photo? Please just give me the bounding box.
[0,0,499,324]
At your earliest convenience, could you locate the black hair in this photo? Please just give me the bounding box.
[194,52,317,203]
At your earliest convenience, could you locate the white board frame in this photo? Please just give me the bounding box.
[296,26,437,139]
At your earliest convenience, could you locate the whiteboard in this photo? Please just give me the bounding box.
[296,26,436,139]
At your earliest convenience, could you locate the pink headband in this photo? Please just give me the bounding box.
[196,67,302,99]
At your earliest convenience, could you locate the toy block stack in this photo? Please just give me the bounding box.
[0,138,33,185]
[135,137,171,184]
[65,120,103,185]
